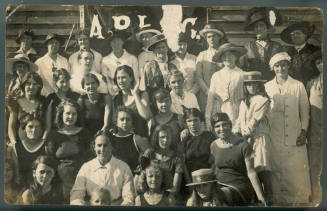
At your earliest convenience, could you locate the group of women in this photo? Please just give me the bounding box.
[4,7,322,207]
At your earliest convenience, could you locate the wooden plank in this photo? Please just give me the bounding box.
[6,5,78,12]
[6,28,74,36]
[7,15,79,24]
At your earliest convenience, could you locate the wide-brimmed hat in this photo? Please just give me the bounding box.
[280,21,315,45]
[7,54,38,74]
[16,29,35,44]
[244,7,281,31]
[269,52,291,70]
[199,23,225,38]
[135,26,161,42]
[243,71,266,83]
[44,33,65,46]
[186,169,218,186]
[146,34,167,51]
[213,43,247,62]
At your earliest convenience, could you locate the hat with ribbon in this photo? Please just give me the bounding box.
[7,54,38,74]
[213,43,247,63]
[16,29,35,44]
[44,33,65,46]
[243,71,266,83]
[280,21,315,45]
[186,169,218,186]
[146,34,167,51]
[135,26,161,42]
[269,52,291,70]
[199,23,225,38]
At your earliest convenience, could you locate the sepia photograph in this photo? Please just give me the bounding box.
[3,4,323,207]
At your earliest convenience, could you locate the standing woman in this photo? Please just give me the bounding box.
[195,23,228,112]
[265,52,311,204]
[14,29,39,62]
[112,65,152,137]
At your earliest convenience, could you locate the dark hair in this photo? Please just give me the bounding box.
[53,68,71,83]
[81,73,100,89]
[77,49,94,61]
[183,107,204,122]
[113,65,135,87]
[243,81,269,107]
[12,61,30,78]
[54,100,83,129]
[167,69,184,85]
[20,114,43,131]
[75,28,90,41]
[151,124,177,151]
[90,130,112,155]
[210,112,232,129]
[21,72,43,97]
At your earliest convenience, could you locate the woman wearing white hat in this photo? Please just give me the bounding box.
[265,52,311,205]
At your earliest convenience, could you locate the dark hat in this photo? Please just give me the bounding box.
[7,54,38,74]
[146,34,167,51]
[213,43,247,63]
[280,21,315,45]
[244,7,281,31]
[243,71,266,83]
[16,29,35,44]
[186,169,218,186]
[135,26,161,42]
[211,112,231,127]
[108,30,132,41]
[44,33,64,46]
[199,23,225,38]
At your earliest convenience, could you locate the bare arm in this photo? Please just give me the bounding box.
[8,112,18,145]
[43,100,53,139]
[172,172,182,194]
[132,81,152,120]
[102,94,113,131]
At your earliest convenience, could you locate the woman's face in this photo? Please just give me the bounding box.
[79,52,94,70]
[186,116,201,135]
[177,41,187,55]
[78,34,90,51]
[273,60,290,79]
[169,75,184,95]
[205,32,221,48]
[116,70,132,90]
[56,75,70,92]
[145,167,163,191]
[196,183,212,200]
[83,77,99,94]
[62,105,78,127]
[156,97,171,113]
[24,78,40,97]
[19,34,32,50]
[158,130,171,150]
[47,39,60,55]
[254,21,268,39]
[117,111,133,132]
[245,82,260,95]
[221,51,237,68]
[25,120,43,140]
[33,163,55,187]
[110,37,124,53]
[214,121,232,140]
[153,41,168,62]
[94,135,112,165]
[315,59,323,73]
[290,29,307,45]
[13,61,29,79]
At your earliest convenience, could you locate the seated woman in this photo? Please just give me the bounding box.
[21,155,63,205]
[210,112,266,206]
[46,100,92,203]
[112,65,152,137]
[135,159,175,206]
[108,106,151,173]
[77,73,112,136]
[186,168,224,207]
[70,131,134,206]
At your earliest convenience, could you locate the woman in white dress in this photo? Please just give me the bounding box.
[265,52,311,205]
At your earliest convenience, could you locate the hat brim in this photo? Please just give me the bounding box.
[147,38,167,51]
[136,29,161,42]
[6,58,38,74]
[199,29,224,38]
[214,47,247,63]
[244,18,266,31]
[281,24,315,44]
[43,36,65,46]
[16,32,35,44]
[186,179,219,187]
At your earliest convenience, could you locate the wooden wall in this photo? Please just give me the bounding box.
[6,5,323,59]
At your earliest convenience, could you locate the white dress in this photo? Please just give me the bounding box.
[265,76,311,203]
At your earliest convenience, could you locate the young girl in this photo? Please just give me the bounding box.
[206,43,246,129]
[77,73,112,136]
[233,71,272,203]
[21,155,63,205]
[46,100,92,203]
[108,106,151,173]
[89,187,111,206]
[135,159,175,206]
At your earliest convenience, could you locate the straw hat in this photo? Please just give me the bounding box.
[135,26,161,42]
[7,54,38,74]
[243,71,266,83]
[213,43,247,63]
[146,34,167,51]
[16,29,35,44]
[186,169,218,186]
[280,21,315,45]
[199,23,225,38]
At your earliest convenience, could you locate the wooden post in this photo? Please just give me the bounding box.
[79,5,85,29]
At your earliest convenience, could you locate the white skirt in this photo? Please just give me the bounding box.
[251,134,272,172]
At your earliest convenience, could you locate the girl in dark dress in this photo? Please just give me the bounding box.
[77,73,112,136]
[46,100,92,203]
[112,65,152,137]
[21,155,63,205]
[135,159,175,206]
[108,106,151,173]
